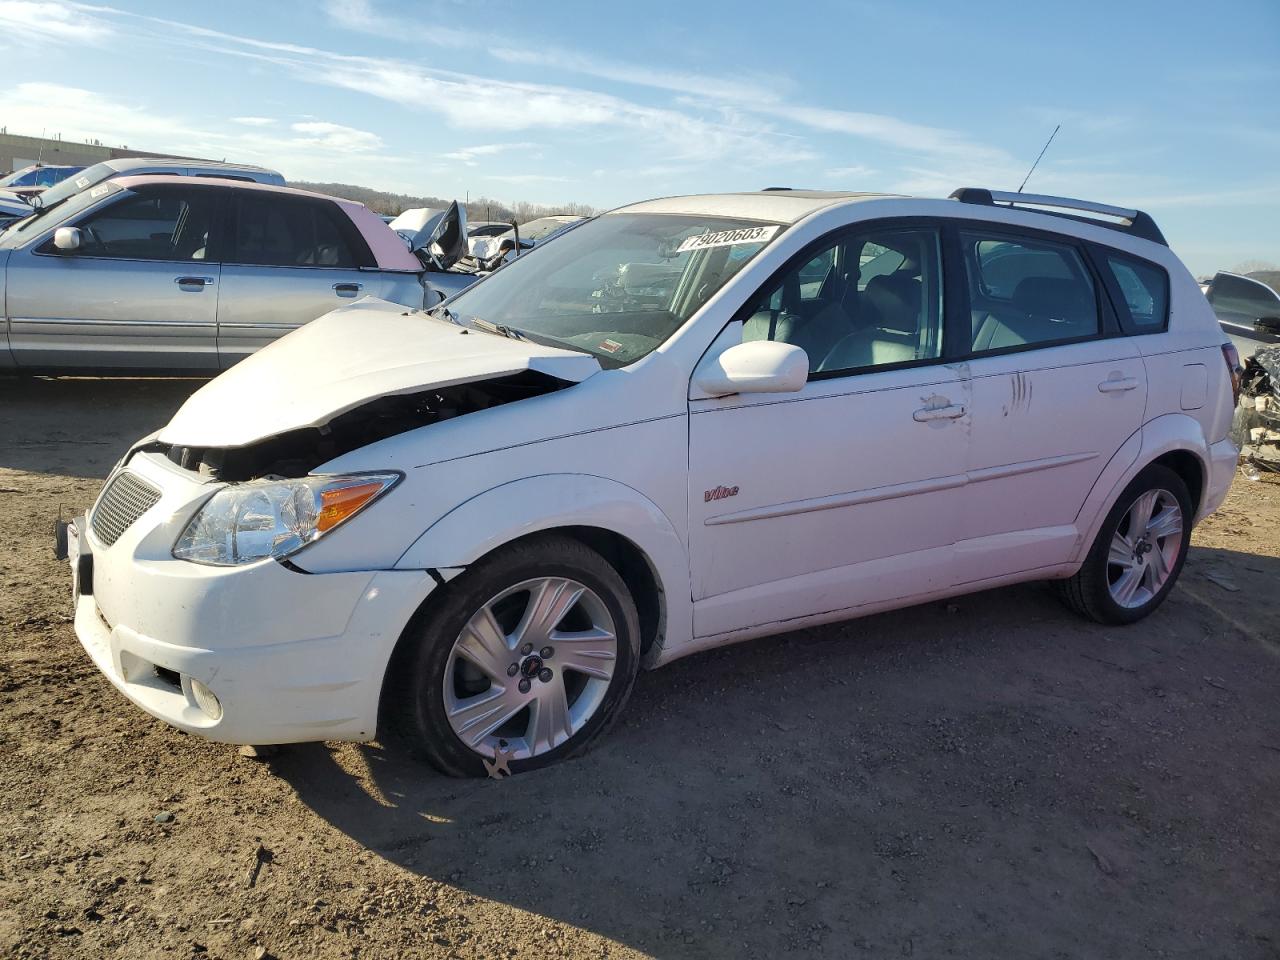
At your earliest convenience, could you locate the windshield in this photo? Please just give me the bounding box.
[442,213,782,367]
[31,160,114,211]
[0,180,123,248]
[0,167,33,188]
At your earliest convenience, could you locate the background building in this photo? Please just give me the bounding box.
[0,130,198,173]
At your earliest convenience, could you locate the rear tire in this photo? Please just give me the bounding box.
[388,534,641,777]
[1059,463,1193,625]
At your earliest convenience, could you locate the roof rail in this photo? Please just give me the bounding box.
[949,187,1167,246]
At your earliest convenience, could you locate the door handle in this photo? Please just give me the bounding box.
[175,276,214,287]
[333,282,363,295]
[1097,377,1139,393]
[913,403,966,422]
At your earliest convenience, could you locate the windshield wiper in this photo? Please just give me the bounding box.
[466,316,527,341]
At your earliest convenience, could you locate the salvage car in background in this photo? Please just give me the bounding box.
[11,157,285,222]
[0,163,85,200]
[0,176,428,371]
[1204,270,1280,359]
[59,187,1237,776]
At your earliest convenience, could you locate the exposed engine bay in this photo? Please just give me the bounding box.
[139,371,569,482]
[1231,345,1280,476]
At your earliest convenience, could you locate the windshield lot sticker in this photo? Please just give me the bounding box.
[677,224,779,253]
[90,185,111,198]
[74,176,91,190]
[598,339,624,354]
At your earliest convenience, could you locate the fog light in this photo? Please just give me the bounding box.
[189,678,223,721]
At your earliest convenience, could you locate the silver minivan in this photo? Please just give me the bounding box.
[0,176,428,372]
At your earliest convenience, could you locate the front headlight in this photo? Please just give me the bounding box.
[172,473,400,566]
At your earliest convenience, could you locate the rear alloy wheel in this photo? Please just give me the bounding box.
[1059,464,1193,624]
[391,535,640,777]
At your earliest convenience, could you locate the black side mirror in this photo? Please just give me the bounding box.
[1255,316,1280,335]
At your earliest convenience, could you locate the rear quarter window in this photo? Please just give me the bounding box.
[1105,253,1169,333]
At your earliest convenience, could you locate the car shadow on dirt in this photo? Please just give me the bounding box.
[0,376,203,479]
[271,561,1280,957]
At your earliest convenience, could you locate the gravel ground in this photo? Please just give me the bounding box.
[1,376,1277,960]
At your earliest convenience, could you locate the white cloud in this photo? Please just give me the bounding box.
[485,173,571,184]
[824,164,877,180]
[487,45,787,107]
[442,142,536,165]
[289,121,383,152]
[0,0,113,45]
[231,116,276,127]
[0,81,401,182]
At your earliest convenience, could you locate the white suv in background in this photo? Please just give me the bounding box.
[60,187,1240,776]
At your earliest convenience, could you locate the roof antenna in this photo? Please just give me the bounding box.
[1016,124,1059,193]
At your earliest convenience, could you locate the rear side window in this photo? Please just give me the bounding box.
[233,197,365,268]
[961,231,1099,353]
[1105,254,1168,332]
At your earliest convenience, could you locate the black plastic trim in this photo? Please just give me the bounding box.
[949,187,1168,246]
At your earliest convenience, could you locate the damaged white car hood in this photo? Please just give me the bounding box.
[159,298,601,448]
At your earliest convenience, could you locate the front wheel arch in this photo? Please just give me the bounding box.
[377,524,664,738]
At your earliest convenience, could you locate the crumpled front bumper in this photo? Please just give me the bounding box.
[63,452,438,745]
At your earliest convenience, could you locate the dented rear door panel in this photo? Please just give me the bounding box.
[958,338,1145,580]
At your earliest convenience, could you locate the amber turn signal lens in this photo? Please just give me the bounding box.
[317,480,387,532]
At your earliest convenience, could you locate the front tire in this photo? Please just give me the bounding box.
[1059,464,1193,625]
[390,534,641,777]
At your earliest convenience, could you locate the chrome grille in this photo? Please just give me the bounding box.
[90,472,162,547]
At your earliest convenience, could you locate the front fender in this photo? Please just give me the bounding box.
[395,473,694,660]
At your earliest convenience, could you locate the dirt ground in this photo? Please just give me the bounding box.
[1,375,1277,960]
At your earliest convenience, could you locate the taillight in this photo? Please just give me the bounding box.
[1222,342,1242,406]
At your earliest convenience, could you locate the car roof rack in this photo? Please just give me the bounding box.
[949,187,1167,246]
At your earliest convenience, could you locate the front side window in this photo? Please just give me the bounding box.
[234,197,360,268]
[962,232,1099,353]
[744,227,943,375]
[441,213,781,367]
[73,188,217,261]
[1106,253,1169,331]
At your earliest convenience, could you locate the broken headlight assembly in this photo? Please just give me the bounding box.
[172,473,401,566]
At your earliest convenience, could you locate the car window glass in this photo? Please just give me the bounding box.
[1105,254,1168,330]
[442,213,779,368]
[1208,274,1280,320]
[75,189,217,262]
[962,232,1099,353]
[744,227,944,375]
[235,197,357,268]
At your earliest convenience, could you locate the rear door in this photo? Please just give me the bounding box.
[5,183,221,370]
[953,224,1146,581]
[216,192,382,367]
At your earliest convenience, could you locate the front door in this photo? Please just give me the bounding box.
[216,192,382,367]
[688,223,970,639]
[6,184,221,370]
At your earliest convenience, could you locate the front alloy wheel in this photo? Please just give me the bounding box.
[389,535,641,777]
[444,577,619,760]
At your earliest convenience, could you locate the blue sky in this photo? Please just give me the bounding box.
[0,0,1276,274]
